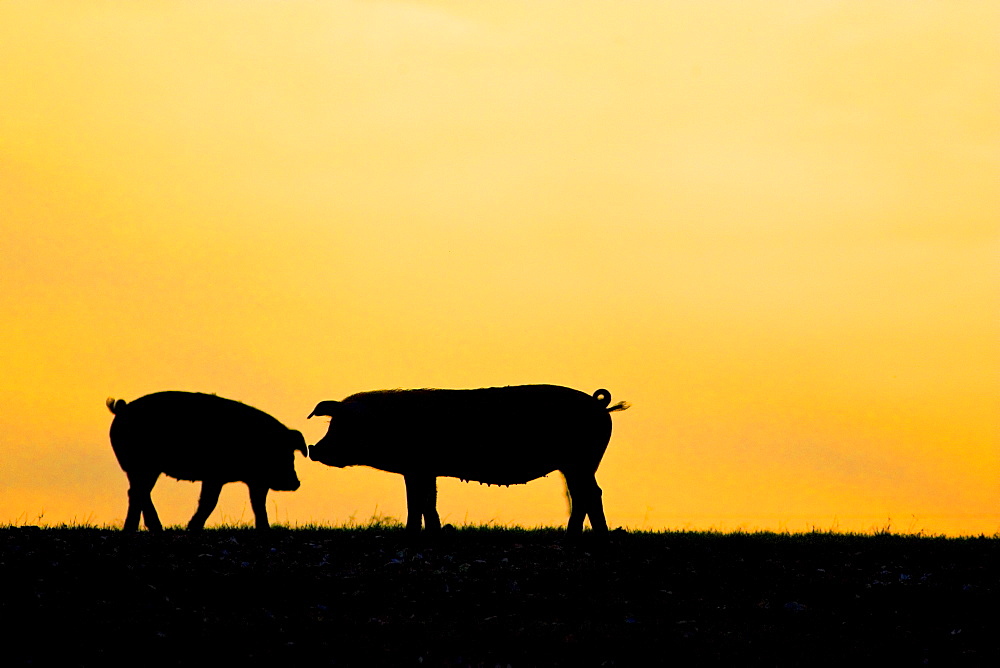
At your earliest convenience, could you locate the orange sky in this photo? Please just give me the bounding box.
[1,1,997,535]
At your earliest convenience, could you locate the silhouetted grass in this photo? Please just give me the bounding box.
[2,525,996,666]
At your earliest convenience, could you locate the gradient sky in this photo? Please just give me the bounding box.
[2,1,997,535]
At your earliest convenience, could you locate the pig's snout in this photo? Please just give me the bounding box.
[308,443,343,467]
[270,475,301,492]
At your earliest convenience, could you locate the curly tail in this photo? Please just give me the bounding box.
[593,389,630,412]
[106,397,127,414]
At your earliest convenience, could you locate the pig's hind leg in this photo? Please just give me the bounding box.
[142,496,163,532]
[125,470,162,532]
[563,469,608,536]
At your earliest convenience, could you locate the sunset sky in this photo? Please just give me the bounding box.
[2,1,997,535]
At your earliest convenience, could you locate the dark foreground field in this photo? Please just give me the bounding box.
[2,526,997,666]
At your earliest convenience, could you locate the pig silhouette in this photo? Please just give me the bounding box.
[107,391,306,531]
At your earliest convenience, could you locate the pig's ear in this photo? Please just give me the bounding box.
[308,400,341,419]
[289,430,308,457]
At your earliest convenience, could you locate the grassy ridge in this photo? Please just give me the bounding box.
[2,526,997,666]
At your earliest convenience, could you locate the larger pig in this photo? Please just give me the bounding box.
[307,385,629,535]
[106,391,307,531]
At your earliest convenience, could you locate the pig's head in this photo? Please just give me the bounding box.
[266,429,308,491]
[307,400,362,468]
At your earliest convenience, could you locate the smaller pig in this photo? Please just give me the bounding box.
[106,391,307,531]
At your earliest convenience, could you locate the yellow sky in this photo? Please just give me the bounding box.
[2,1,997,534]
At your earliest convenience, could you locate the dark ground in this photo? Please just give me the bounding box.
[2,526,997,666]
